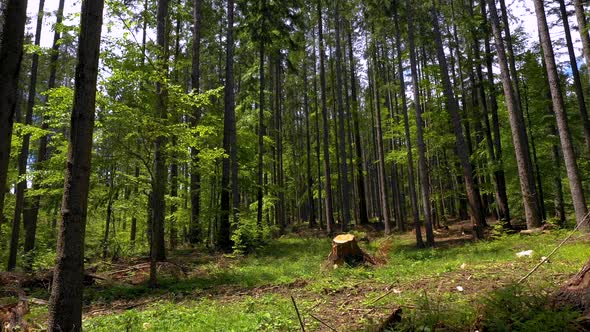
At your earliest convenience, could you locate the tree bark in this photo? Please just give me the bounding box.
[190,0,202,244]
[219,0,237,250]
[370,39,392,235]
[19,0,46,266]
[28,0,66,251]
[533,0,589,227]
[557,0,590,157]
[406,0,433,246]
[303,58,316,228]
[572,0,590,85]
[334,0,351,231]
[346,25,369,226]
[394,6,423,247]
[485,0,542,229]
[431,1,485,239]
[7,94,23,271]
[150,0,169,271]
[0,0,27,237]
[47,0,104,330]
[480,1,510,223]
[317,0,334,234]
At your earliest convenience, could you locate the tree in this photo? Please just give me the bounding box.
[151,0,170,277]
[7,0,46,271]
[572,0,590,83]
[333,0,351,231]
[406,0,434,246]
[556,0,590,156]
[346,19,369,227]
[219,0,237,250]
[394,2,423,247]
[431,0,485,239]
[317,0,334,235]
[0,0,27,236]
[485,0,543,229]
[190,0,203,244]
[369,36,392,235]
[47,0,105,330]
[532,0,588,227]
[27,0,67,267]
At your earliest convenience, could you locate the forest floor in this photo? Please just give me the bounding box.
[7,219,590,331]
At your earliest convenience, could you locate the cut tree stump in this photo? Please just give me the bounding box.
[328,234,376,267]
[552,258,590,313]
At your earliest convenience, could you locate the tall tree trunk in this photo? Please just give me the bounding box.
[257,39,266,229]
[572,0,590,85]
[317,0,334,234]
[523,81,547,220]
[499,0,525,119]
[394,6,423,247]
[431,1,485,239]
[190,0,202,244]
[551,126,566,227]
[7,94,23,271]
[312,29,324,229]
[406,0,434,246]
[130,166,139,246]
[276,58,286,230]
[303,58,316,228]
[47,0,104,329]
[102,172,115,260]
[19,0,46,266]
[533,0,589,227]
[169,0,182,251]
[149,0,170,289]
[482,1,509,223]
[334,0,351,231]
[29,0,66,249]
[370,40,392,235]
[219,0,237,250]
[557,0,590,156]
[347,25,369,226]
[485,0,542,229]
[0,0,27,236]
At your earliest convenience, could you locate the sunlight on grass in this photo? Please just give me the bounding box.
[61,231,590,330]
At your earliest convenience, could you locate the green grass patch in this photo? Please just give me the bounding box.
[27,230,590,331]
[83,294,318,332]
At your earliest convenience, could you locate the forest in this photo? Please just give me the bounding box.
[3,0,590,330]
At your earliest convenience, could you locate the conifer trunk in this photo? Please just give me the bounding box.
[557,0,590,156]
[407,0,434,246]
[431,1,485,239]
[317,0,334,234]
[573,0,590,85]
[485,0,542,229]
[533,0,589,227]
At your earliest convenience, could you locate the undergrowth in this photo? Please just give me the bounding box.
[22,229,590,331]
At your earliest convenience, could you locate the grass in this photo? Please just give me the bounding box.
[23,229,590,331]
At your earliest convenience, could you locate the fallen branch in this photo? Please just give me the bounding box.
[308,313,338,332]
[291,296,305,332]
[369,284,399,304]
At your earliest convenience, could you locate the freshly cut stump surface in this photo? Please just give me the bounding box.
[328,234,375,267]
